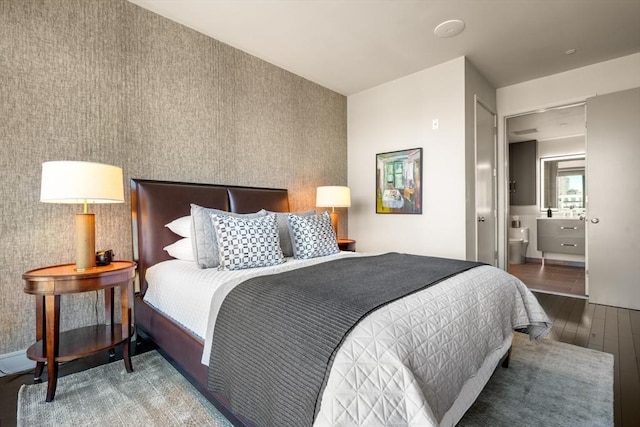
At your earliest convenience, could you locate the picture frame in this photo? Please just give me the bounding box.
[376,148,422,214]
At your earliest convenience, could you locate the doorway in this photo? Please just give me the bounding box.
[505,103,587,297]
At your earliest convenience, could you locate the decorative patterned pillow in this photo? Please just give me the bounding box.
[190,204,267,269]
[211,213,285,271]
[163,238,194,262]
[287,211,339,259]
[268,209,316,257]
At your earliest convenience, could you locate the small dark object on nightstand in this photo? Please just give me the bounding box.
[96,250,114,266]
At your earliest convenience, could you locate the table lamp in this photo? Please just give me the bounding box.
[40,161,124,271]
[316,186,351,237]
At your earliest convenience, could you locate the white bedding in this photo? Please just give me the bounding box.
[144,254,550,426]
[144,252,362,360]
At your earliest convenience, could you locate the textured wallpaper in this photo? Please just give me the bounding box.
[0,0,346,355]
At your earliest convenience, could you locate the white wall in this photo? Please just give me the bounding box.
[497,53,640,267]
[347,53,640,264]
[347,57,467,258]
[537,135,585,159]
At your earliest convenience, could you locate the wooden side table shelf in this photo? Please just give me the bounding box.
[23,260,136,402]
[338,238,356,252]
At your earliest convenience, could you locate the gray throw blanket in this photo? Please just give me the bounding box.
[208,253,483,427]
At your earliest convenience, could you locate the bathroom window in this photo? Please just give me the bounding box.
[541,155,585,210]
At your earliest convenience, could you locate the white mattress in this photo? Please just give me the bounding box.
[144,252,362,359]
[144,254,550,426]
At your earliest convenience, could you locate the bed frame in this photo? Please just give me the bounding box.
[130,179,290,425]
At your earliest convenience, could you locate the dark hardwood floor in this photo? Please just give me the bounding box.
[509,261,586,297]
[1,297,638,427]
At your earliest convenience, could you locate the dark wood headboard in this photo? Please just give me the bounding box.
[130,179,289,294]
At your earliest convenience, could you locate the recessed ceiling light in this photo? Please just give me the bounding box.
[434,20,465,38]
[565,49,576,55]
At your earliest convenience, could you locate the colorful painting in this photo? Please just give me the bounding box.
[376,148,422,214]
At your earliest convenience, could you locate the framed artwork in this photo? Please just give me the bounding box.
[376,148,422,214]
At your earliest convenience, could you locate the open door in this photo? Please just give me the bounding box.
[586,88,640,310]
[476,98,497,265]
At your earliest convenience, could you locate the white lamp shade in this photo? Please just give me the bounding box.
[41,161,124,204]
[316,186,351,208]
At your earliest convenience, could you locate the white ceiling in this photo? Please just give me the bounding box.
[507,103,586,143]
[128,0,640,96]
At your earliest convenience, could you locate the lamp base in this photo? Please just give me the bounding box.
[330,212,339,238]
[75,213,96,271]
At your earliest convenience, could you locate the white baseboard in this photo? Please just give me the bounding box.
[0,349,35,377]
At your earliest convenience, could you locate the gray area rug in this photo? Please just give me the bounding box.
[459,332,613,427]
[17,351,232,427]
[18,333,612,426]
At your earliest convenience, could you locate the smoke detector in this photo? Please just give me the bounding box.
[434,20,466,38]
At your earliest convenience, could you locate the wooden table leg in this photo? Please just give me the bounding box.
[45,294,60,402]
[34,296,45,380]
[105,287,116,357]
[104,287,114,326]
[121,281,133,373]
[34,362,45,381]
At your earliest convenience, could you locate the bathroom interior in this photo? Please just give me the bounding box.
[507,104,587,298]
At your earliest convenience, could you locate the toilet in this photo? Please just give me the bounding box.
[509,227,529,264]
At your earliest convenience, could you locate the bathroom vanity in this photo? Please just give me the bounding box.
[537,218,585,264]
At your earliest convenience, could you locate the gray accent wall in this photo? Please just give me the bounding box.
[0,0,346,355]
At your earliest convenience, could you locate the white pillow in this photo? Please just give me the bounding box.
[211,213,285,271]
[163,238,194,261]
[165,216,191,238]
[287,211,339,259]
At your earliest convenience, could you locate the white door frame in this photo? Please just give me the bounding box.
[502,101,586,269]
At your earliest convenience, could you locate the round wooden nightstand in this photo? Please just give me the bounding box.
[23,261,136,402]
[338,239,356,252]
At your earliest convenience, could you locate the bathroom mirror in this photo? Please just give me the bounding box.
[540,154,585,209]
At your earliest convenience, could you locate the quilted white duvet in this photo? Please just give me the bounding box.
[145,255,550,427]
[314,265,550,427]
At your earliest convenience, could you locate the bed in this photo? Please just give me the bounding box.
[130,178,551,427]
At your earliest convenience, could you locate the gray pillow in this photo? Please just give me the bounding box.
[190,204,266,269]
[268,209,315,257]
